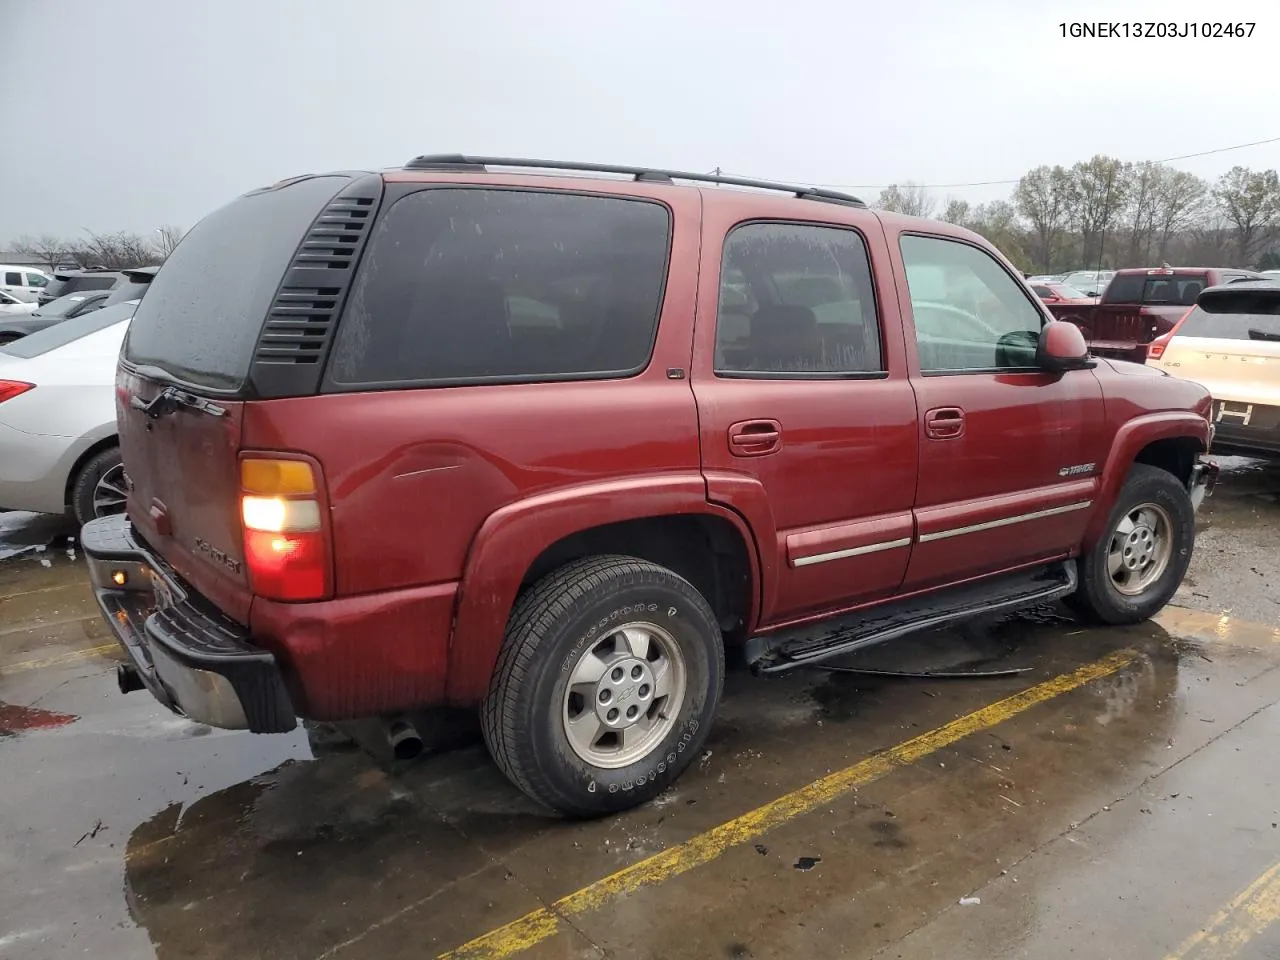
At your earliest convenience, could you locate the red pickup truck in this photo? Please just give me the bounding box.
[81,156,1218,817]
[1044,266,1264,363]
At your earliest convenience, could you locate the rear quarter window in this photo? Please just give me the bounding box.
[326,188,671,387]
[124,175,349,390]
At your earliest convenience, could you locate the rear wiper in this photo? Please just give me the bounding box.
[130,386,227,420]
[1247,328,1280,342]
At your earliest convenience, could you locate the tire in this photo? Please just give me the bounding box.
[69,446,127,527]
[481,555,724,818]
[1071,464,1195,625]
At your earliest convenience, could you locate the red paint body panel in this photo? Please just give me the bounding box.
[250,581,456,719]
[116,169,1218,722]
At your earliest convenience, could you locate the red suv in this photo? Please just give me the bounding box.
[82,156,1218,817]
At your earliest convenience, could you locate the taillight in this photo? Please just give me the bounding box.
[239,456,331,602]
[1147,307,1194,361]
[0,380,34,404]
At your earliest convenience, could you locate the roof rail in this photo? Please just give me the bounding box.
[402,154,867,208]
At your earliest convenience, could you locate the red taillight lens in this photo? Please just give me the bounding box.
[239,456,331,602]
[0,380,34,404]
[1149,307,1194,361]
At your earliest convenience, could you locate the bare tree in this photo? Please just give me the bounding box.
[67,231,162,270]
[940,198,971,225]
[11,234,73,272]
[875,182,937,219]
[1122,163,1164,265]
[1212,166,1280,263]
[968,201,1031,272]
[154,224,185,259]
[1152,169,1209,261]
[1070,155,1132,269]
[1012,165,1075,272]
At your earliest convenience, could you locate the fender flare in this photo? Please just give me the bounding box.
[1083,411,1210,547]
[445,474,764,703]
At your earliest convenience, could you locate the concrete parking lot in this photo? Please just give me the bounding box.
[2,458,1278,960]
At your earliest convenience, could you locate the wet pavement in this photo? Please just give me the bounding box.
[1,458,1278,960]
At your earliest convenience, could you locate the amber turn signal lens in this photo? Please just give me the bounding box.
[240,458,316,496]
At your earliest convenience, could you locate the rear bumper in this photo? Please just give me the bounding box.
[1189,458,1219,512]
[80,514,296,734]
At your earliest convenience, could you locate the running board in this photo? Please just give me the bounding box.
[747,561,1078,675]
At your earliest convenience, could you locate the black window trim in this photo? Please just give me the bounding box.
[319,183,676,394]
[899,230,1049,378]
[711,216,890,382]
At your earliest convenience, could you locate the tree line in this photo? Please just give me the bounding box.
[875,159,1280,274]
[9,226,185,272]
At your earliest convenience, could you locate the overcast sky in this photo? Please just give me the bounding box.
[1,0,1276,243]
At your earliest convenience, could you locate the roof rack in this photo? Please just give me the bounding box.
[402,154,867,208]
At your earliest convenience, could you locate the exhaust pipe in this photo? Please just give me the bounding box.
[384,716,424,761]
[117,664,144,695]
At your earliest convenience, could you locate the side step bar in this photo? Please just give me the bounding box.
[747,561,1078,675]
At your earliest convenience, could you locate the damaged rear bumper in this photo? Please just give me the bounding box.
[80,514,296,734]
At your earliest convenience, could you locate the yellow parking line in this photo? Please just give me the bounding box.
[436,648,1139,960]
[1166,862,1280,959]
[1,643,119,675]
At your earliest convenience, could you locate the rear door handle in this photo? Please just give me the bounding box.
[728,419,782,457]
[924,406,965,440]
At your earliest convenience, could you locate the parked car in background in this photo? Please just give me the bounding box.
[0,290,110,344]
[1044,265,1265,363]
[1029,281,1095,305]
[0,291,38,316]
[1027,274,1067,283]
[36,268,124,306]
[1062,270,1116,297]
[81,155,1217,818]
[1150,279,1280,459]
[0,299,138,524]
[0,265,51,302]
[0,268,158,344]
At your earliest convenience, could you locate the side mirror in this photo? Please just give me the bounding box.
[1037,320,1092,372]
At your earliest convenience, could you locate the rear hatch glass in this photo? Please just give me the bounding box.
[123,175,349,392]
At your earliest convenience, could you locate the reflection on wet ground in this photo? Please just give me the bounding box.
[0,456,1277,960]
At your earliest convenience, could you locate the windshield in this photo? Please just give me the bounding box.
[0,300,137,358]
[33,294,93,318]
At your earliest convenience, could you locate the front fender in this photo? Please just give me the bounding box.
[445,474,762,704]
[1083,411,1210,548]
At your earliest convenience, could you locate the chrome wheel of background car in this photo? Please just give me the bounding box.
[561,621,687,769]
[92,464,129,518]
[1107,502,1173,596]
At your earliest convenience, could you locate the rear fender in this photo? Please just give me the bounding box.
[446,474,762,704]
[1083,412,1210,548]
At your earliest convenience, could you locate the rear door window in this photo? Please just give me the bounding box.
[4,272,21,285]
[326,188,671,386]
[124,175,349,391]
[713,221,883,376]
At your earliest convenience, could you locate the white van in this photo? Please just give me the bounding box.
[0,266,51,302]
